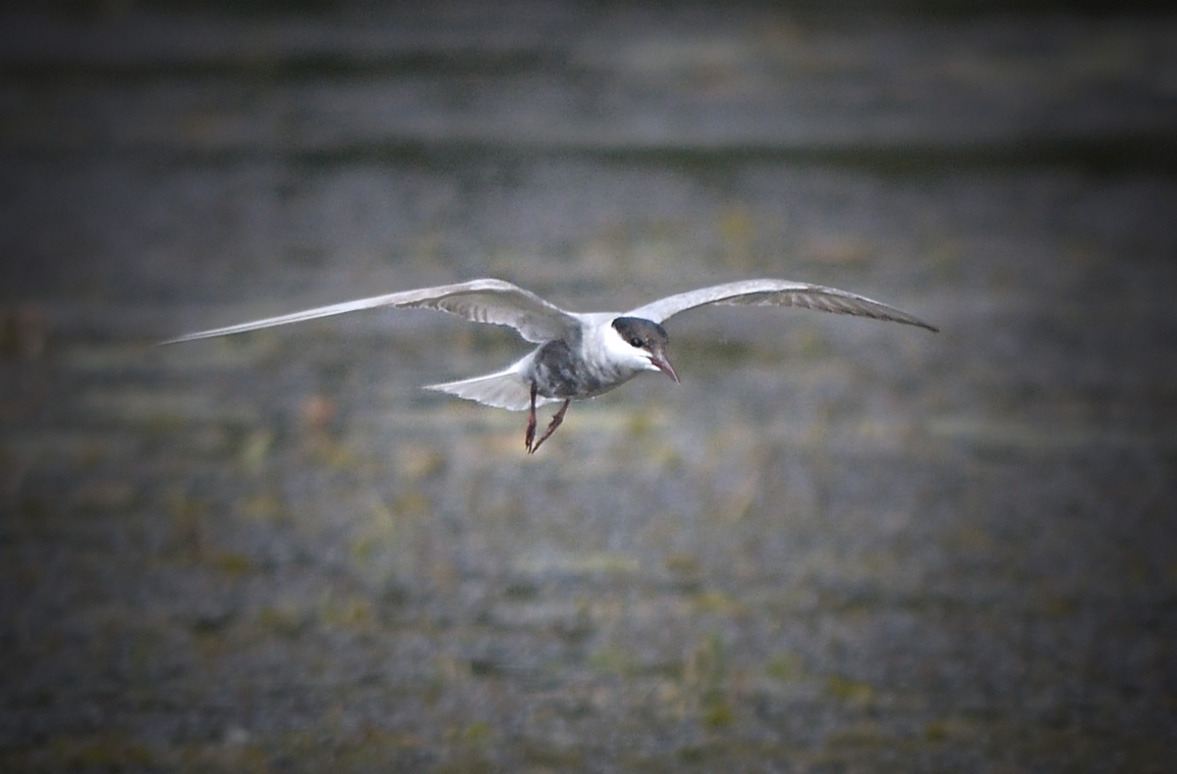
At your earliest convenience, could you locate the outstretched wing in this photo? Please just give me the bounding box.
[625,279,938,332]
[161,278,580,345]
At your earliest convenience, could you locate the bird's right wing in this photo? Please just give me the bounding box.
[161,278,580,345]
[625,279,938,332]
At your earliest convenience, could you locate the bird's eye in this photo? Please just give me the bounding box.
[629,337,643,348]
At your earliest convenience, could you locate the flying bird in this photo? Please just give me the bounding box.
[163,278,937,453]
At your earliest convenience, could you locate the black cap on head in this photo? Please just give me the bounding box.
[611,317,669,348]
[612,316,678,382]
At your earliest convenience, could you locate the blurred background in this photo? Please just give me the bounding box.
[2,1,1176,771]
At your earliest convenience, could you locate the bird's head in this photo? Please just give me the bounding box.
[610,317,679,382]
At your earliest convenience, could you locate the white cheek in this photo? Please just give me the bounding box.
[632,349,661,373]
[603,328,652,370]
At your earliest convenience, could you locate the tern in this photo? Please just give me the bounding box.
[163,278,937,453]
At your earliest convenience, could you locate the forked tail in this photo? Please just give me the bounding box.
[425,366,546,411]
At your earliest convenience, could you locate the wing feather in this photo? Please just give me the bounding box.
[626,279,937,332]
[161,278,578,345]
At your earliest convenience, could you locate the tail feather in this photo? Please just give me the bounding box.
[425,366,545,411]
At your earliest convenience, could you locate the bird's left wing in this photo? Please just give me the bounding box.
[625,279,938,332]
[161,278,580,345]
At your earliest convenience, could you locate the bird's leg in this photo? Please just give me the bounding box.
[525,383,538,452]
[529,399,570,454]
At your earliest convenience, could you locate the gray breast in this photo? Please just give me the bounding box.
[531,339,606,399]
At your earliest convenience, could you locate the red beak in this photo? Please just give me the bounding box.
[650,349,680,383]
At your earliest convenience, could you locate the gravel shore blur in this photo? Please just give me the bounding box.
[2,3,1175,771]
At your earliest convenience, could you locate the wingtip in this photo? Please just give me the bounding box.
[893,313,938,333]
[157,331,217,346]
